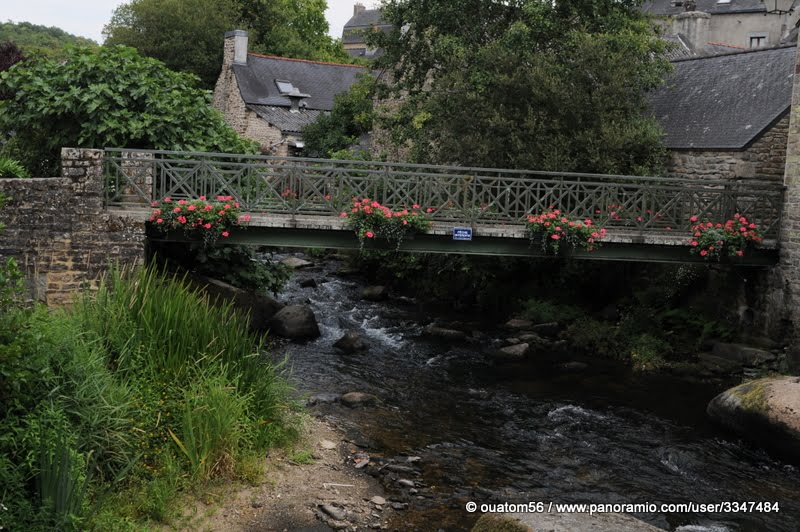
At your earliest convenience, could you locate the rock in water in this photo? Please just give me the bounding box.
[707,376,800,460]
[711,342,776,366]
[269,304,320,339]
[424,325,468,341]
[340,392,378,408]
[362,285,388,301]
[494,343,529,361]
[299,278,318,288]
[334,330,368,353]
[504,319,533,330]
[281,256,313,269]
[530,321,561,338]
[194,276,283,334]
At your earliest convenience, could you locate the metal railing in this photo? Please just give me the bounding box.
[104,148,786,238]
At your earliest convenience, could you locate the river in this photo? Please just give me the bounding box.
[271,254,800,531]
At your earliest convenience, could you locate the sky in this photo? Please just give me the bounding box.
[1,0,380,43]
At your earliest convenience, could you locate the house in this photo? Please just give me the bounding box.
[213,30,366,156]
[648,44,795,181]
[342,3,392,58]
[644,0,799,54]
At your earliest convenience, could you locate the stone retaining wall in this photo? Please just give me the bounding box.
[0,148,145,306]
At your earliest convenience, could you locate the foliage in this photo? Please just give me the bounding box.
[0,41,25,74]
[104,0,350,88]
[149,196,250,246]
[104,0,241,88]
[525,208,605,254]
[371,0,670,173]
[0,22,95,56]
[342,197,431,249]
[0,45,257,177]
[303,74,376,158]
[519,298,585,326]
[0,156,29,178]
[688,213,763,260]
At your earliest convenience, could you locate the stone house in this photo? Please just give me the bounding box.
[649,45,795,181]
[342,3,392,59]
[644,0,799,53]
[213,30,366,156]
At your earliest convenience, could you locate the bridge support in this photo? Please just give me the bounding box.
[0,148,145,306]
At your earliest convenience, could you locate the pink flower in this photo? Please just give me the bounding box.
[340,212,348,217]
[666,226,672,231]
[739,217,747,224]
[700,250,708,256]
[554,226,562,231]
[412,204,420,209]
[177,216,187,224]
[205,205,213,211]
[551,234,560,240]
[199,195,206,200]
[164,197,171,203]
[689,215,698,222]
[365,231,375,238]
[749,223,757,229]
[736,250,744,257]
[203,223,212,229]
[221,231,230,237]
[156,218,163,223]
[740,226,747,232]
[150,201,158,207]
[178,199,186,205]
[426,208,433,213]
[218,210,225,215]
[325,195,331,200]
[224,204,231,210]
[691,241,699,247]
[188,205,196,211]
[173,207,181,212]
[402,219,408,225]
[240,215,251,222]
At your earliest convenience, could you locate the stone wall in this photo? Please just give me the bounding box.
[665,114,789,182]
[0,148,145,306]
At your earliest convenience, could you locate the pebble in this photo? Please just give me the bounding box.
[251,501,264,508]
[320,439,337,450]
[391,502,409,510]
[319,503,347,521]
[370,496,387,505]
[398,479,415,488]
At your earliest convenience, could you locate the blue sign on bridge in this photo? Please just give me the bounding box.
[453,227,473,241]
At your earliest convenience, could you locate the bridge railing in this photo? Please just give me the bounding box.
[103,148,785,238]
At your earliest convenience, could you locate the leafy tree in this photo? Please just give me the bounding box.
[0,46,257,176]
[104,0,350,89]
[0,42,24,73]
[103,0,240,88]
[302,74,376,158]
[0,21,96,55]
[370,0,671,174]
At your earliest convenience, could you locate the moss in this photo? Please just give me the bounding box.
[471,514,531,532]
[733,380,770,413]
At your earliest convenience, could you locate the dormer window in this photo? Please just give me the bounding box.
[717,0,731,4]
[275,80,296,94]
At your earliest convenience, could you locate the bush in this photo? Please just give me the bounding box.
[0,156,29,178]
[520,298,585,325]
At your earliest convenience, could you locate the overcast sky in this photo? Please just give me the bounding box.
[1,0,380,43]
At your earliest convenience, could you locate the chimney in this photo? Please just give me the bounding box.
[287,88,311,113]
[354,3,366,17]
[673,11,710,52]
[223,29,249,66]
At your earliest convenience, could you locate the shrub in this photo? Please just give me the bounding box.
[342,197,431,249]
[0,156,29,178]
[519,298,585,325]
[148,196,250,246]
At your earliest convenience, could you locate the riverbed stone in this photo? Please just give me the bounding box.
[334,330,368,354]
[281,256,313,269]
[530,321,561,338]
[319,504,347,521]
[362,285,388,301]
[504,318,533,330]
[299,278,318,288]
[307,393,340,406]
[194,276,283,334]
[707,376,800,460]
[269,304,320,339]
[471,512,661,532]
[711,342,776,366]
[494,343,529,361]
[340,392,378,408]
[696,353,742,375]
[425,325,468,341]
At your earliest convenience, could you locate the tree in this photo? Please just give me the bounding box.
[302,74,376,158]
[0,42,24,73]
[370,0,671,175]
[0,21,96,56]
[0,46,256,176]
[103,0,240,88]
[104,0,350,89]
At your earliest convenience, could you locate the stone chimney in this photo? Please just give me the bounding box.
[673,11,710,52]
[222,29,249,67]
[354,3,366,17]
[287,88,311,113]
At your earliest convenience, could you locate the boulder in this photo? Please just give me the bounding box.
[362,285,388,301]
[707,376,800,460]
[494,343,529,361]
[504,319,533,331]
[281,256,313,269]
[340,391,378,408]
[194,276,283,334]
[299,278,318,288]
[424,325,468,341]
[518,333,549,347]
[530,321,561,338]
[269,304,320,339]
[696,353,742,375]
[334,330,368,354]
[472,512,661,532]
[711,342,776,366]
[306,393,340,406]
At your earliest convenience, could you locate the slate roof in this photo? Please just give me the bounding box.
[662,34,696,59]
[233,54,366,112]
[247,105,323,134]
[344,9,385,29]
[642,0,766,16]
[648,45,795,149]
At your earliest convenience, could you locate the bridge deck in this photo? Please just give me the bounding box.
[114,208,778,265]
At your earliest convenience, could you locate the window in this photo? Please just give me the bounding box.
[717,0,731,4]
[749,33,768,48]
[275,80,295,94]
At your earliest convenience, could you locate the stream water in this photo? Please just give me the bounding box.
[271,254,800,531]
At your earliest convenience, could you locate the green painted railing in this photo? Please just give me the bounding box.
[104,148,785,238]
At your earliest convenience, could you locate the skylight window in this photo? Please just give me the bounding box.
[275,80,296,94]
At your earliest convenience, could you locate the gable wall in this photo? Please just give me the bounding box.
[665,114,789,181]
